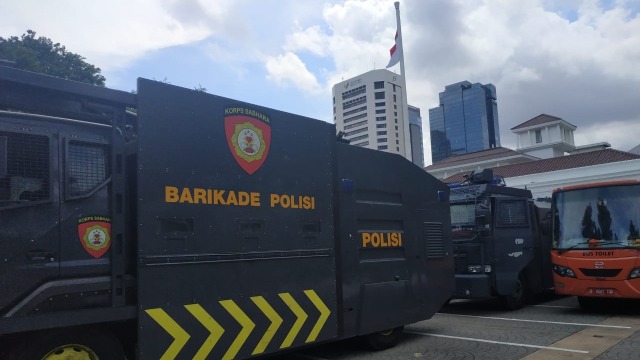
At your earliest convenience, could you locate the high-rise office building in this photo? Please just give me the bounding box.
[428,81,500,163]
[333,69,421,166]
[408,105,424,167]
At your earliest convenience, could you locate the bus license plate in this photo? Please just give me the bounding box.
[589,288,614,296]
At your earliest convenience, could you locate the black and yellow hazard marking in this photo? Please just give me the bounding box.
[184,304,224,360]
[145,308,191,360]
[250,296,283,355]
[144,289,332,359]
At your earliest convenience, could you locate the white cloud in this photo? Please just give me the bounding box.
[265,52,322,94]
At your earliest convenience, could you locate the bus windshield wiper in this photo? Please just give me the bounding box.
[557,239,592,254]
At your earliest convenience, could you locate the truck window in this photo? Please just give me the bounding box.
[66,141,109,198]
[0,131,50,205]
[496,200,528,227]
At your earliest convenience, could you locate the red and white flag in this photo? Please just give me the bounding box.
[386,30,401,68]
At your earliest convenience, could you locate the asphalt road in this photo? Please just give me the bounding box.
[275,295,640,360]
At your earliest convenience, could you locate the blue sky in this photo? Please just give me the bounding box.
[2,0,639,165]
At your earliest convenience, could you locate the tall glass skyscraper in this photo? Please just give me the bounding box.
[428,81,500,163]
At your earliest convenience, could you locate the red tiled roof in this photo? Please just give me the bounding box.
[441,149,640,184]
[425,147,537,170]
[510,114,575,131]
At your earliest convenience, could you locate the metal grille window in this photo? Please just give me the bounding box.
[497,200,527,226]
[67,141,109,197]
[0,131,50,203]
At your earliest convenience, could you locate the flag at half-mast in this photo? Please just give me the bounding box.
[386,30,401,68]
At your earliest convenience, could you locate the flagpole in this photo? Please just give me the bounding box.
[394,1,413,162]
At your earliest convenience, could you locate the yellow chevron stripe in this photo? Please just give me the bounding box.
[184,304,225,360]
[145,308,190,360]
[250,296,283,355]
[303,290,331,343]
[220,299,255,360]
[279,292,308,348]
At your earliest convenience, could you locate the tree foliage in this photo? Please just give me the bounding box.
[0,30,105,86]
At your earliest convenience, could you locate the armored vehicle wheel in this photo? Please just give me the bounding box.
[500,276,528,310]
[363,326,404,350]
[8,326,125,360]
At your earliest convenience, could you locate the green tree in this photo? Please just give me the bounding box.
[581,203,598,239]
[0,30,105,86]
[596,198,613,240]
[628,220,639,240]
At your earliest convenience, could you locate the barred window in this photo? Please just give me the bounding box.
[497,200,528,226]
[67,141,109,198]
[0,132,50,204]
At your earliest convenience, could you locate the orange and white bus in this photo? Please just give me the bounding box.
[550,180,640,308]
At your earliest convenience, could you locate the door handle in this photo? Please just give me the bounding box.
[27,251,56,261]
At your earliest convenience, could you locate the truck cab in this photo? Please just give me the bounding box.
[449,169,553,309]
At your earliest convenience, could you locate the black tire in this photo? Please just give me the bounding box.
[500,275,528,310]
[7,326,125,360]
[363,326,404,351]
[578,296,602,310]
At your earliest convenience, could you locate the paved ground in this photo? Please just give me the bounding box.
[274,295,640,360]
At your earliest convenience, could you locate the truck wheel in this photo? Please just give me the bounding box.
[577,296,602,310]
[8,327,125,360]
[363,326,404,350]
[500,276,527,310]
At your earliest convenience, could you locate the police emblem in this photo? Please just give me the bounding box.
[77,216,112,258]
[224,108,271,175]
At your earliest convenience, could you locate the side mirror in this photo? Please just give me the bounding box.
[540,211,551,236]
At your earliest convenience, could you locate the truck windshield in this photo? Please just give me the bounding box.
[553,184,640,250]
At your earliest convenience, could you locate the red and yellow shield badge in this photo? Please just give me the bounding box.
[224,108,271,175]
[77,216,111,259]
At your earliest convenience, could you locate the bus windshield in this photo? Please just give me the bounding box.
[553,184,640,250]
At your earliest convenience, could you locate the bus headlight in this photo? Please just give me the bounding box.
[629,268,640,279]
[553,264,576,278]
[467,265,492,273]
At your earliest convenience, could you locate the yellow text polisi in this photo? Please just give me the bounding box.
[361,232,403,248]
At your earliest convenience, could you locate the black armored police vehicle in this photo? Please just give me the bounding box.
[448,169,552,309]
[0,65,454,359]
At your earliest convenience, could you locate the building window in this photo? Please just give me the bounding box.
[375,109,386,114]
[353,141,369,147]
[344,120,367,130]
[394,119,397,123]
[375,92,385,100]
[396,140,399,145]
[378,145,388,150]
[376,124,387,129]
[343,96,366,110]
[376,116,386,121]
[376,102,385,107]
[342,85,366,100]
[343,113,368,124]
[396,147,400,151]
[395,126,398,130]
[349,134,369,142]
[394,105,397,109]
[378,138,388,143]
[393,94,397,102]
[345,127,368,137]
[535,129,542,143]
[374,81,384,89]
[377,131,387,136]
[343,106,367,117]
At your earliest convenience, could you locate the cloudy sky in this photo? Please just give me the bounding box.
[1,0,639,165]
